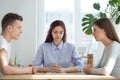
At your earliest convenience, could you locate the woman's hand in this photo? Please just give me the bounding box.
[49,64,61,72]
[83,64,92,74]
[47,64,65,73]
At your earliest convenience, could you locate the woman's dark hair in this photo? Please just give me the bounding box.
[93,18,120,43]
[1,13,23,31]
[45,20,66,43]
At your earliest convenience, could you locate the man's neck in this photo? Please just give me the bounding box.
[1,32,12,43]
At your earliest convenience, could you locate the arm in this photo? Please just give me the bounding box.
[90,43,120,75]
[38,64,78,73]
[37,65,48,72]
[60,63,78,73]
[38,65,62,72]
[61,67,79,73]
[32,45,43,71]
[9,60,14,66]
[71,46,83,72]
[0,49,33,75]
[53,45,83,73]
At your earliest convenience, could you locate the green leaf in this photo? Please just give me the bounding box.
[82,26,88,31]
[115,15,120,24]
[14,55,17,65]
[99,12,107,18]
[109,1,115,6]
[112,10,118,18]
[82,22,89,26]
[85,27,92,35]
[118,6,120,11]
[86,14,94,19]
[93,3,100,10]
[82,18,89,21]
[81,14,96,35]
[111,0,120,6]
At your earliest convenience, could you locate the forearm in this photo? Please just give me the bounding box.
[38,66,51,72]
[2,66,32,75]
[38,65,80,73]
[62,67,79,73]
[91,68,106,75]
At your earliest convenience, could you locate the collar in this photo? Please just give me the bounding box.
[52,41,64,50]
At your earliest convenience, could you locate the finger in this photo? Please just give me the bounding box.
[83,68,90,74]
[31,66,37,74]
[52,64,57,67]
[84,68,91,74]
[33,69,37,74]
[53,67,61,72]
[83,66,88,70]
[83,67,90,72]
[29,64,34,67]
[52,64,60,67]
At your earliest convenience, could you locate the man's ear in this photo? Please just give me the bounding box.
[6,25,12,31]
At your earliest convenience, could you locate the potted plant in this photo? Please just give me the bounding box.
[81,0,120,35]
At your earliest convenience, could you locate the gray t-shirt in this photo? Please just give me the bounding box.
[91,41,120,78]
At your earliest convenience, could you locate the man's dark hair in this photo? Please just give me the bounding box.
[1,13,23,31]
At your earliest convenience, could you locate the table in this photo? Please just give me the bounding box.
[0,72,118,80]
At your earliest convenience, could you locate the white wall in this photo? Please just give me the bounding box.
[0,0,37,66]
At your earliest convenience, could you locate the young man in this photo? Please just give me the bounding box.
[0,13,36,76]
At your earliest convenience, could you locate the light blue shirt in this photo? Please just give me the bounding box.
[33,41,83,71]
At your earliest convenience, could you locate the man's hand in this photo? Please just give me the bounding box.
[29,64,37,74]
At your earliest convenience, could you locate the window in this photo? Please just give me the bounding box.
[38,0,108,44]
[38,0,108,52]
[45,0,74,43]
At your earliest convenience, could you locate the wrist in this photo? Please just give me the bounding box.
[39,66,50,72]
[24,67,32,74]
[28,67,33,74]
[32,67,34,74]
[61,68,67,73]
[44,67,51,72]
[29,67,33,74]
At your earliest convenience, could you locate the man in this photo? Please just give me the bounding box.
[0,13,36,76]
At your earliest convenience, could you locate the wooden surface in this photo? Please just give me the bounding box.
[0,72,118,80]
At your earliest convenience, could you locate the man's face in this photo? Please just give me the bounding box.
[9,20,22,40]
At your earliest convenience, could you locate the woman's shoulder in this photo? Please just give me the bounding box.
[112,41,120,46]
[39,42,52,48]
[64,42,75,48]
[42,42,51,45]
[109,41,120,50]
